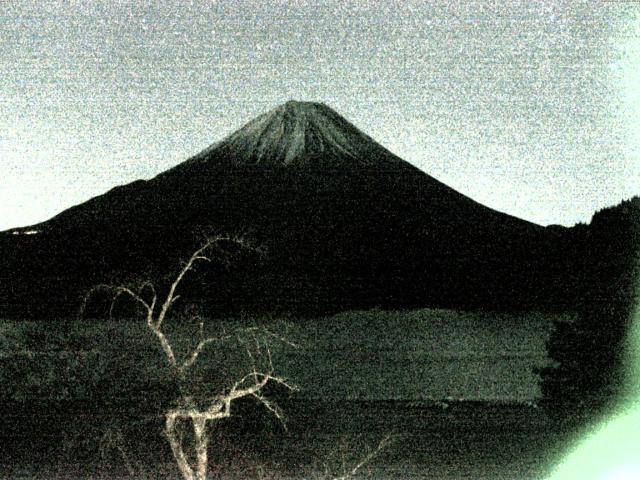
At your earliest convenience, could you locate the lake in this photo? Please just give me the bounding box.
[0,308,575,479]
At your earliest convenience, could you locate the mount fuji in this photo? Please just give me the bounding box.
[0,101,573,318]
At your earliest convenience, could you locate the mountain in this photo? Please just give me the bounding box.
[186,100,405,168]
[0,101,577,319]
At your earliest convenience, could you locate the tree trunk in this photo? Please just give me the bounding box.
[166,413,196,480]
[165,411,212,480]
[193,415,209,480]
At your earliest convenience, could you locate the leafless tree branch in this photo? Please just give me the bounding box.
[82,235,296,480]
[331,435,393,480]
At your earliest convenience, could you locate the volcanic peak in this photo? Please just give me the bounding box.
[191,100,403,168]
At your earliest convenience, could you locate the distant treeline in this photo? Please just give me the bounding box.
[539,196,639,417]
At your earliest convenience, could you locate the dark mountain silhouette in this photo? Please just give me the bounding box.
[0,101,618,318]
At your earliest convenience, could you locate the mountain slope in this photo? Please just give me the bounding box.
[185,100,405,168]
[0,101,568,319]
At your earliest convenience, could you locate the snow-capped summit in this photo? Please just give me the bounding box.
[187,100,404,169]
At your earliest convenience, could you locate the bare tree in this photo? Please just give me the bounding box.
[83,235,297,480]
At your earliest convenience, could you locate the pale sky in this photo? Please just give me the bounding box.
[1,0,639,230]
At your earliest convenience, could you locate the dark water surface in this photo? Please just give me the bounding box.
[1,400,575,480]
[0,311,569,478]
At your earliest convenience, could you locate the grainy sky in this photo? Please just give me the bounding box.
[1,0,639,230]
